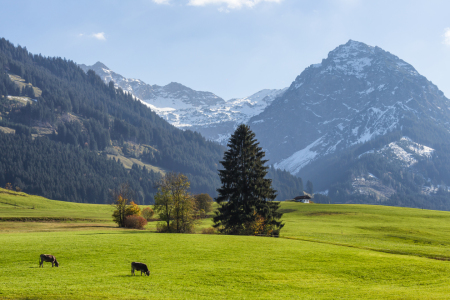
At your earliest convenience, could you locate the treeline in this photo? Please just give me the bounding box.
[267,166,304,200]
[0,132,159,204]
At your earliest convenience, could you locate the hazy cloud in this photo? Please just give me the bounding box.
[188,0,281,9]
[444,28,450,46]
[151,0,282,9]
[91,32,106,41]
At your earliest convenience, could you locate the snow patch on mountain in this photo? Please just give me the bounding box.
[359,137,434,167]
[274,137,324,174]
[139,88,287,129]
[79,62,287,141]
[385,142,418,167]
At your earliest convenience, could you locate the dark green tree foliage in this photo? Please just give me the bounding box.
[213,124,284,235]
[0,132,159,204]
[0,37,222,197]
[266,166,303,200]
[306,180,313,195]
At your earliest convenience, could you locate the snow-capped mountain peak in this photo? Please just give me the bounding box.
[249,40,450,175]
[79,62,287,137]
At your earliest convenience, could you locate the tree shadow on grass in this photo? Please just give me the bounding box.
[79,230,155,236]
[60,225,117,229]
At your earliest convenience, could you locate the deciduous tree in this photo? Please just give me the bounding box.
[154,172,197,233]
[112,183,141,227]
[141,207,154,220]
[194,193,213,218]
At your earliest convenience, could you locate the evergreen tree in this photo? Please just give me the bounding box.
[306,180,314,195]
[213,124,284,236]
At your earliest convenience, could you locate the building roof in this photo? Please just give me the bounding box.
[294,195,311,200]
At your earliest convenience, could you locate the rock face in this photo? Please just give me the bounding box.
[79,62,286,144]
[248,40,450,175]
[79,62,225,109]
[349,137,435,200]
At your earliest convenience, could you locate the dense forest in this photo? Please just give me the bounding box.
[0,38,304,203]
[0,132,158,204]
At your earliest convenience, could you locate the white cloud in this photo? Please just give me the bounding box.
[91,32,106,41]
[150,0,282,9]
[443,28,450,46]
[188,0,282,9]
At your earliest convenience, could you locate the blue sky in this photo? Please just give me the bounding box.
[1,0,449,99]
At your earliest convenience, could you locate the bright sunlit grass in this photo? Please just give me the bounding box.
[0,187,114,220]
[1,190,450,299]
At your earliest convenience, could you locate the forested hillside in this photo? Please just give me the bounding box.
[0,38,303,203]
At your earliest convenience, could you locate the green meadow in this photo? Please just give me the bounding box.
[1,189,450,299]
[0,188,114,220]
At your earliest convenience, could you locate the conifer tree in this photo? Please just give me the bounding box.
[213,124,284,236]
[306,180,314,195]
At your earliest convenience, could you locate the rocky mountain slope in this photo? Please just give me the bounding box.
[79,62,286,144]
[248,40,450,174]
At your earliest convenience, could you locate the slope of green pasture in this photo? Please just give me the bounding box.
[280,202,450,260]
[0,188,114,220]
[1,197,450,298]
[1,230,450,299]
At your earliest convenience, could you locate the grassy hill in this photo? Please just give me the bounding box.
[0,188,114,220]
[1,191,450,298]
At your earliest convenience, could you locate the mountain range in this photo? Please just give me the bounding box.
[0,38,304,204]
[81,40,450,209]
[79,62,287,144]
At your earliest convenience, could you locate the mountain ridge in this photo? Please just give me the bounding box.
[250,40,450,172]
[79,62,287,142]
[0,38,304,203]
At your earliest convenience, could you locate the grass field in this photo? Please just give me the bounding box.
[0,188,114,220]
[8,74,42,97]
[106,153,165,174]
[1,190,450,299]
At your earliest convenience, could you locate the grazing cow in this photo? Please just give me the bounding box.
[39,254,59,267]
[131,262,150,276]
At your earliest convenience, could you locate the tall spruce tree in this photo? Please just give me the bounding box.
[213,124,284,236]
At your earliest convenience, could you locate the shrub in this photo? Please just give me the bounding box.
[194,193,213,217]
[125,201,141,216]
[141,207,154,220]
[124,215,147,229]
[201,227,216,234]
[156,221,176,233]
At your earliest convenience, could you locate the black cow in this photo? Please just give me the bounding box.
[131,262,150,276]
[39,254,59,267]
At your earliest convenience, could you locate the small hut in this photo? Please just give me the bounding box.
[294,195,312,203]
